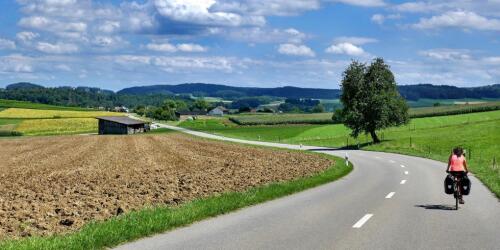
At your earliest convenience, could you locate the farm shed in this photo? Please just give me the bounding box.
[96,116,149,135]
[208,107,225,116]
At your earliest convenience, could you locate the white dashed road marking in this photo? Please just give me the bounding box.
[400,165,405,168]
[400,180,407,184]
[404,171,409,175]
[389,160,395,163]
[353,214,373,228]
[385,192,395,199]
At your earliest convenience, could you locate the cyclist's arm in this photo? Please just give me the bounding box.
[463,158,468,172]
[446,154,452,172]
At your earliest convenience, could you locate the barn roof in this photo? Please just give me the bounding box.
[96,116,146,125]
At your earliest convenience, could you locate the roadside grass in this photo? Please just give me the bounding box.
[15,118,97,136]
[0,153,351,250]
[0,99,93,111]
[178,111,500,198]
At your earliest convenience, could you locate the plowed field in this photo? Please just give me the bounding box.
[0,133,332,238]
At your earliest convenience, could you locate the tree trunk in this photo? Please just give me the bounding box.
[370,130,380,144]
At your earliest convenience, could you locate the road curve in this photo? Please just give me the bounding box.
[116,124,499,250]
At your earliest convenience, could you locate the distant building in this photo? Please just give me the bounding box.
[208,106,227,116]
[96,116,149,135]
[113,106,129,113]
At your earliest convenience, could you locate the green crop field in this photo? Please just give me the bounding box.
[0,108,124,119]
[228,101,500,126]
[0,99,93,111]
[15,118,98,136]
[0,107,123,136]
[230,113,334,125]
[179,110,500,197]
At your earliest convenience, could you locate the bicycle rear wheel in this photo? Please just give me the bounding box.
[455,195,459,210]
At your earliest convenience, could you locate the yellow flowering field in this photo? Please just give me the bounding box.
[16,118,98,136]
[0,108,124,119]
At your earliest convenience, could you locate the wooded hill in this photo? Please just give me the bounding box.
[1,82,499,109]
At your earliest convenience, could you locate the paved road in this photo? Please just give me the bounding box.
[116,124,500,250]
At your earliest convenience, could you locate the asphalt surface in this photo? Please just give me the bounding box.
[115,124,500,250]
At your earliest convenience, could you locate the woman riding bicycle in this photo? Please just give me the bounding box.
[446,147,469,204]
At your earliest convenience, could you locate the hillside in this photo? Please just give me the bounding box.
[118,83,341,99]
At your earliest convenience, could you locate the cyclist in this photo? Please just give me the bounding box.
[446,147,469,204]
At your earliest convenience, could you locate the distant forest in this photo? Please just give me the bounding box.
[1,82,499,109]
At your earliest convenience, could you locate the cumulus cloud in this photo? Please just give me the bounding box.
[330,0,386,7]
[227,27,307,43]
[413,11,500,31]
[419,49,471,61]
[214,0,320,16]
[333,36,378,45]
[0,54,33,73]
[0,38,16,50]
[109,54,237,72]
[146,41,208,53]
[325,42,365,56]
[36,42,79,54]
[371,13,401,24]
[278,43,315,57]
[16,31,39,43]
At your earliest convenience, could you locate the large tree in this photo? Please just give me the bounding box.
[339,58,409,143]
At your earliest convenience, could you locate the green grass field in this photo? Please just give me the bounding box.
[230,113,334,125]
[228,101,500,126]
[179,110,500,197]
[0,152,350,250]
[0,99,93,111]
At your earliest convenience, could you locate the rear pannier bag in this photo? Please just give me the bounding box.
[444,175,454,194]
[461,175,471,195]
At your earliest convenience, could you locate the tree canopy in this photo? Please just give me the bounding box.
[339,58,409,143]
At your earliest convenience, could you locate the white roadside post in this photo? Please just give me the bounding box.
[345,152,349,166]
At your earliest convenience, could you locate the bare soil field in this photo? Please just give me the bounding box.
[0,133,332,238]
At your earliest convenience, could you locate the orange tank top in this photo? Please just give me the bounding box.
[450,154,465,172]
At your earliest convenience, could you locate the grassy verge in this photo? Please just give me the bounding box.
[0,153,350,250]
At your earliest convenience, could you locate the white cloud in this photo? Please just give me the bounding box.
[278,43,315,57]
[413,11,500,31]
[0,39,16,50]
[19,16,87,33]
[371,13,401,24]
[325,42,365,56]
[36,42,79,54]
[98,21,121,33]
[333,36,378,45]
[153,0,265,27]
[146,42,177,52]
[177,43,207,52]
[419,49,471,61]
[0,54,33,73]
[330,0,386,7]
[214,0,320,16]
[146,42,208,53]
[16,31,39,43]
[227,27,307,43]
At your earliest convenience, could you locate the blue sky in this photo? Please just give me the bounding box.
[0,0,499,91]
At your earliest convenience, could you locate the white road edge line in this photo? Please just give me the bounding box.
[400,180,407,184]
[404,171,409,175]
[352,214,373,228]
[385,192,395,199]
[400,164,405,168]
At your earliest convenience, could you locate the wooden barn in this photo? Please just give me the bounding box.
[96,116,149,135]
